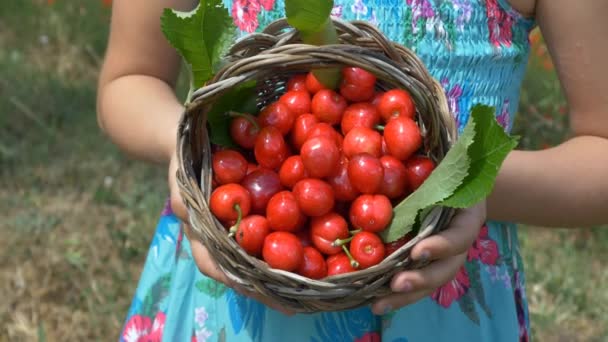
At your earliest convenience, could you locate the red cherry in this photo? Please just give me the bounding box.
[377,89,416,121]
[209,183,251,222]
[326,252,357,276]
[326,156,360,202]
[212,149,248,185]
[384,231,416,256]
[305,72,328,94]
[349,194,393,233]
[383,116,422,161]
[254,126,290,169]
[371,91,384,107]
[279,90,312,116]
[297,246,328,279]
[291,113,319,151]
[263,231,304,271]
[342,126,383,158]
[240,168,283,214]
[286,74,307,92]
[340,102,380,135]
[292,178,335,217]
[349,231,386,269]
[404,155,436,191]
[266,191,305,232]
[339,67,376,102]
[379,155,410,199]
[278,155,309,189]
[296,228,313,247]
[347,153,384,194]
[258,102,296,136]
[229,113,259,149]
[300,136,340,178]
[310,212,350,255]
[306,122,343,149]
[311,89,348,125]
[235,215,270,257]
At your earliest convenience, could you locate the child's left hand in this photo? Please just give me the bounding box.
[370,201,487,315]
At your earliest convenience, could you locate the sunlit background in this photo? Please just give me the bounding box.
[1,1,606,340]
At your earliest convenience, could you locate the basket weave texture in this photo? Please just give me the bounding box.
[176,18,458,313]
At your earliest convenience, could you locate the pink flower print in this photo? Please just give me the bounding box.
[496,99,511,131]
[330,5,343,18]
[351,0,368,17]
[467,225,499,265]
[258,0,274,11]
[453,0,473,32]
[195,328,213,342]
[143,312,166,341]
[232,0,261,33]
[193,306,212,341]
[431,266,470,308]
[441,78,463,121]
[355,332,381,342]
[194,306,209,327]
[161,198,173,216]
[407,0,436,34]
[486,0,514,47]
[122,315,152,342]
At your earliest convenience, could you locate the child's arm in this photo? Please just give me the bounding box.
[487,0,608,228]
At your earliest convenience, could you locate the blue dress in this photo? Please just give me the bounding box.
[119,1,535,341]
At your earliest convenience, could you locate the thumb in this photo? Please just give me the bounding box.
[169,151,189,223]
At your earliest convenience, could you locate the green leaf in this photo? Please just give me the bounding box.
[195,278,228,299]
[206,80,258,147]
[160,0,236,90]
[458,290,481,325]
[141,274,172,317]
[380,114,476,242]
[440,105,519,208]
[285,0,333,32]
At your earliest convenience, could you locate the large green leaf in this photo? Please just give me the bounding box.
[160,0,236,89]
[440,105,519,207]
[285,0,334,33]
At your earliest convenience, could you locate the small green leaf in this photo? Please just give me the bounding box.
[160,0,236,89]
[195,278,228,299]
[380,115,476,242]
[206,80,258,147]
[440,105,519,208]
[285,0,333,32]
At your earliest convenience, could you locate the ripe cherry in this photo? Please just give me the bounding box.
[310,212,350,255]
[326,252,357,276]
[279,90,312,116]
[342,126,383,158]
[305,72,327,94]
[278,155,309,189]
[292,178,335,217]
[291,113,319,151]
[209,183,251,223]
[297,246,328,279]
[286,74,307,92]
[254,126,289,170]
[349,231,386,269]
[379,155,410,199]
[300,136,340,178]
[384,231,416,256]
[240,168,283,214]
[339,66,376,102]
[311,89,348,125]
[229,113,259,149]
[340,102,380,135]
[235,215,270,257]
[377,89,416,121]
[212,149,248,185]
[383,116,422,161]
[347,153,384,194]
[349,194,393,233]
[266,191,305,232]
[326,156,360,202]
[306,122,343,149]
[371,91,384,107]
[262,231,304,271]
[403,155,436,191]
[258,102,296,136]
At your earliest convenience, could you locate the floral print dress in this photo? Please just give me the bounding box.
[120,0,536,341]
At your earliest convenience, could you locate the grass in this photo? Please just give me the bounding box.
[1,1,606,341]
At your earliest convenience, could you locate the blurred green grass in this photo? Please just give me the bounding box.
[0,1,606,341]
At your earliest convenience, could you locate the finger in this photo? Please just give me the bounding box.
[372,252,467,314]
[411,201,486,261]
[169,179,189,223]
[189,234,235,287]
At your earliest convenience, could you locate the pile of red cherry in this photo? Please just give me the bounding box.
[209,67,435,279]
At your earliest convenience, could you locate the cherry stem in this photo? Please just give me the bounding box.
[349,229,362,236]
[341,245,360,269]
[375,124,385,131]
[332,236,354,247]
[227,204,243,238]
[227,111,260,130]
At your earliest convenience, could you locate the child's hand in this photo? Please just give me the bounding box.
[370,201,487,315]
[168,151,296,316]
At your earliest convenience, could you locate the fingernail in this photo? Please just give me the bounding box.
[397,281,412,292]
[419,250,430,262]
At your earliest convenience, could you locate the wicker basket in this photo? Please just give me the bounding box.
[175,18,458,313]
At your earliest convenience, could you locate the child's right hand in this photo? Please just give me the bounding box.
[168,149,296,316]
